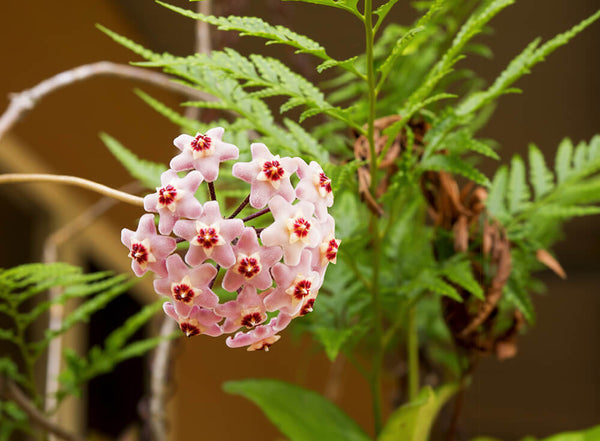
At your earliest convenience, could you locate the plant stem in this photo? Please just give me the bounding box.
[242,207,270,222]
[228,194,250,219]
[364,0,384,436]
[208,181,217,201]
[407,304,419,401]
[0,173,144,207]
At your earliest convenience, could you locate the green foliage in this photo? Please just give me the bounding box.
[99,132,167,190]
[285,0,362,19]
[0,262,165,411]
[487,136,600,231]
[58,299,169,399]
[470,424,600,441]
[223,379,372,441]
[378,384,458,441]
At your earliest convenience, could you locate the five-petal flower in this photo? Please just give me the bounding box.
[232,143,297,208]
[170,127,239,182]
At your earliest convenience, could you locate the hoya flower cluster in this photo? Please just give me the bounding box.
[121,128,340,351]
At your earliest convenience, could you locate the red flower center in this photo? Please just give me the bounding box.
[195,227,220,249]
[191,134,212,152]
[261,160,285,182]
[293,280,312,300]
[319,172,332,193]
[241,312,263,328]
[129,242,149,264]
[326,239,339,262]
[292,218,311,239]
[299,299,315,316]
[180,321,201,337]
[172,283,195,304]
[237,256,261,279]
[158,184,178,207]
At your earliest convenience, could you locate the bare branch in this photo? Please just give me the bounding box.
[0,61,217,142]
[42,182,142,435]
[0,173,145,207]
[148,317,178,441]
[0,377,84,441]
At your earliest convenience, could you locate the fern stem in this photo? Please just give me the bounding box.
[0,173,145,207]
[407,304,419,401]
[364,0,384,436]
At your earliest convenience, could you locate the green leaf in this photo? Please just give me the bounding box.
[442,258,485,300]
[528,144,554,200]
[157,1,359,74]
[536,205,600,219]
[458,9,600,117]
[420,155,490,187]
[99,133,166,190]
[555,138,574,183]
[284,0,362,18]
[504,278,535,324]
[313,327,355,361]
[423,276,462,302]
[507,155,530,214]
[224,379,372,441]
[487,165,509,221]
[378,384,458,441]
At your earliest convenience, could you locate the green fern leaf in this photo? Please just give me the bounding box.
[283,119,328,162]
[420,155,490,186]
[99,133,166,190]
[487,165,509,221]
[536,205,600,219]
[284,0,361,18]
[19,274,127,327]
[507,155,530,214]
[33,279,135,355]
[555,137,574,183]
[528,144,554,200]
[442,258,485,300]
[157,1,360,74]
[424,277,462,302]
[458,9,600,116]
[504,279,535,323]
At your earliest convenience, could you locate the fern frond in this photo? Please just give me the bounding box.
[442,257,485,300]
[458,9,600,116]
[32,278,135,356]
[99,133,166,190]
[284,0,362,19]
[507,155,530,214]
[528,144,554,200]
[157,1,362,76]
[420,154,490,186]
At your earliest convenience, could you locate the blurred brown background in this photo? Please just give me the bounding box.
[0,0,598,440]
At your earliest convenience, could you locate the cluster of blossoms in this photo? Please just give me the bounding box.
[121,128,340,351]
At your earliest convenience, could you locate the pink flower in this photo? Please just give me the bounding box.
[215,286,268,333]
[232,143,297,208]
[225,320,281,351]
[264,250,322,316]
[121,214,176,277]
[173,201,244,268]
[164,302,223,337]
[170,127,239,182]
[260,196,321,266]
[143,170,203,235]
[222,228,283,291]
[295,159,334,220]
[153,254,219,317]
[310,214,341,276]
